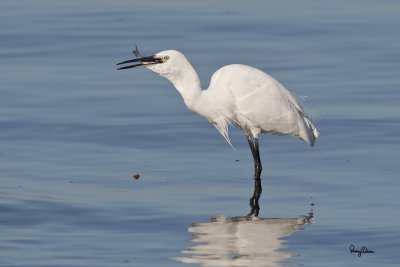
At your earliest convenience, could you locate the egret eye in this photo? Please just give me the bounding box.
[163,55,169,61]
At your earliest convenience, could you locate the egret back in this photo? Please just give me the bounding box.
[208,64,319,146]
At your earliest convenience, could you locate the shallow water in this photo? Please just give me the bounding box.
[1,0,400,266]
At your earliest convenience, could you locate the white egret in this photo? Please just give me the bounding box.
[117,47,319,179]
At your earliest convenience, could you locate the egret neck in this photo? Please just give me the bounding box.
[148,54,202,112]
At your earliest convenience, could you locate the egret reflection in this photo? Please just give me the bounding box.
[174,178,314,267]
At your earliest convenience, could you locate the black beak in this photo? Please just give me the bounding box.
[116,55,161,70]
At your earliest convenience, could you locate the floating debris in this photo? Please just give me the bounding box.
[132,173,140,180]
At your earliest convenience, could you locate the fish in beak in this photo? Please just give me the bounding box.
[117,45,163,70]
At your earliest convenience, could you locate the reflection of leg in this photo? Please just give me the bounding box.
[248,178,262,217]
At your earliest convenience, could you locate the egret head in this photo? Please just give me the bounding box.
[117,47,192,81]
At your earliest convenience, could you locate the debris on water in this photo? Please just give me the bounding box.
[132,173,140,180]
[235,159,240,162]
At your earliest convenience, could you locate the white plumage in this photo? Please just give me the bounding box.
[117,49,319,178]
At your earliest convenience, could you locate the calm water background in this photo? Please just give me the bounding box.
[1,0,399,266]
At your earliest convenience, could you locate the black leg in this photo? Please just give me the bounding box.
[245,133,263,179]
[254,138,262,179]
[245,133,263,217]
[245,133,256,158]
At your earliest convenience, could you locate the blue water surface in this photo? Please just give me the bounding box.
[1,1,399,266]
